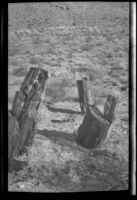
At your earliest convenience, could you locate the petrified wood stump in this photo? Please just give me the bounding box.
[77,80,86,114]
[8,67,48,171]
[103,95,117,123]
[77,95,117,149]
[77,77,94,114]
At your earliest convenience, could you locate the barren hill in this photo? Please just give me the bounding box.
[9,2,129,30]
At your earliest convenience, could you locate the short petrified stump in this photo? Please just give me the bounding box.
[77,95,117,149]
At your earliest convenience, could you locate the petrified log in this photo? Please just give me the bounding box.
[77,77,94,114]
[77,95,117,149]
[8,68,48,171]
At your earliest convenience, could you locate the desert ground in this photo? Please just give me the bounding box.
[8,2,129,192]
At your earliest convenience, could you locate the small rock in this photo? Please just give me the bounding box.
[17,182,25,189]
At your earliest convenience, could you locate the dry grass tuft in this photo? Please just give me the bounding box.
[13,67,28,77]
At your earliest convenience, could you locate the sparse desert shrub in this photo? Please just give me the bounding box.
[13,67,27,77]
[8,48,21,57]
[60,78,72,88]
[106,52,113,58]
[85,35,93,43]
[99,58,109,66]
[66,6,70,10]
[50,78,72,89]
[76,67,90,73]
[88,69,103,81]
[10,59,19,67]
[24,50,30,54]
[116,50,126,57]
[9,79,22,86]
[123,45,129,53]
[114,46,121,53]
[29,56,41,64]
[106,35,113,42]
[60,6,64,10]
[45,86,66,102]
[112,82,118,87]
[95,41,104,46]
[8,96,13,104]
[120,86,127,91]
[45,47,55,55]
[80,45,91,52]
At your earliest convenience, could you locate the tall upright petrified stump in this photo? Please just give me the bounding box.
[77,76,94,114]
[77,80,86,114]
[8,68,48,171]
[77,88,117,149]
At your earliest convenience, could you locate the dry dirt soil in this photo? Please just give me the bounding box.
[8,2,129,192]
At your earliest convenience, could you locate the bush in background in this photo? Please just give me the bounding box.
[13,67,27,77]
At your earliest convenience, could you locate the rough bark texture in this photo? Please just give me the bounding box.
[77,95,117,149]
[103,95,117,123]
[77,80,86,114]
[8,68,48,171]
[77,79,94,114]
[83,78,95,106]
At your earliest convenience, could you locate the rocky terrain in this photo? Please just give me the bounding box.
[8,2,129,192]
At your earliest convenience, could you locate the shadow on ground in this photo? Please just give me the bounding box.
[47,105,82,115]
[37,128,77,143]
